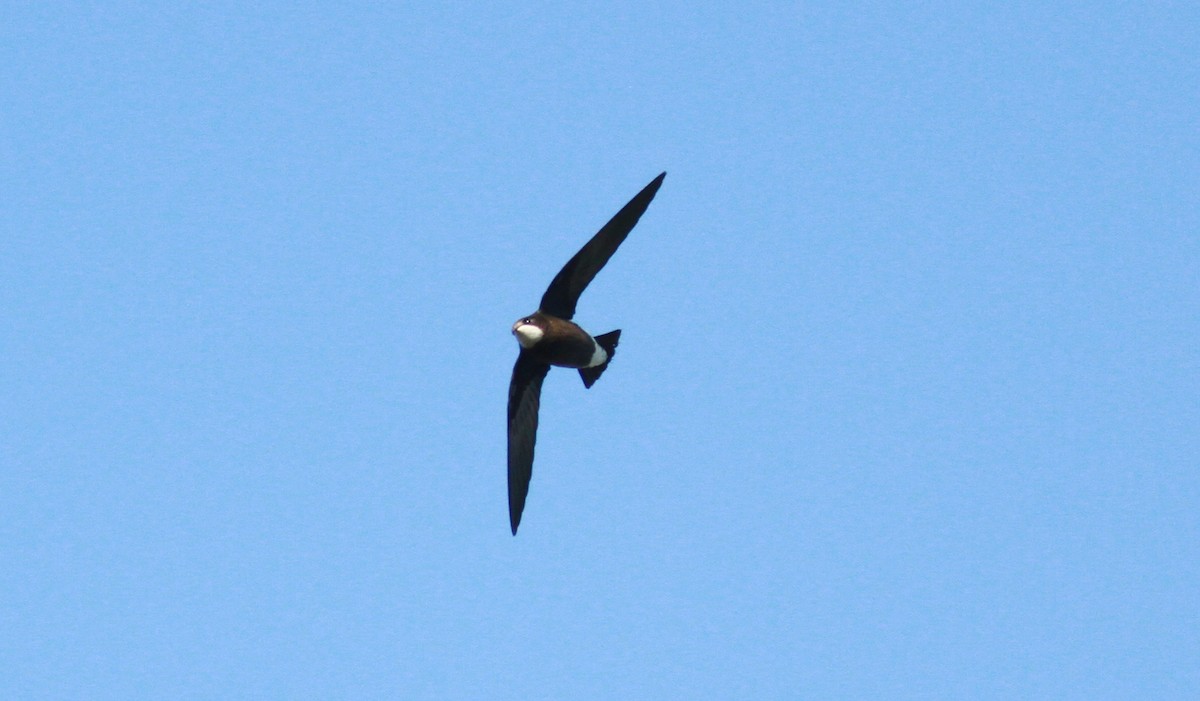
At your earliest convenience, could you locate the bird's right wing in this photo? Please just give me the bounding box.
[507,351,551,535]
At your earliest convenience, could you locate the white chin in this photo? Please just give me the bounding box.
[514,324,543,348]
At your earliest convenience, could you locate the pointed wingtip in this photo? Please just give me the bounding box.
[635,171,666,202]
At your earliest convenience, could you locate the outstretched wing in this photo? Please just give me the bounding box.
[538,172,666,320]
[507,351,551,535]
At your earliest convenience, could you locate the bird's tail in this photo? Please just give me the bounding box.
[579,330,621,388]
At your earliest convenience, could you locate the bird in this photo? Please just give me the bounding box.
[507,172,666,535]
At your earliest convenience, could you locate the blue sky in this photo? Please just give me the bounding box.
[3,2,1197,698]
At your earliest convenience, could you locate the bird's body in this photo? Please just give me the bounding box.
[513,312,615,373]
[507,172,666,534]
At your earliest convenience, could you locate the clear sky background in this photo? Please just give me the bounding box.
[3,3,1197,699]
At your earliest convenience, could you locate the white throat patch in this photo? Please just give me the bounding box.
[514,324,544,349]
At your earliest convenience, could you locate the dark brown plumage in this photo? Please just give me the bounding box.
[506,172,665,534]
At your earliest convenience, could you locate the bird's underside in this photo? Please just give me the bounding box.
[506,172,665,534]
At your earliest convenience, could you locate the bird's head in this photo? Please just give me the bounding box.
[512,314,546,349]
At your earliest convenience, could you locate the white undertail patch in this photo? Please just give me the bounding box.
[585,340,608,368]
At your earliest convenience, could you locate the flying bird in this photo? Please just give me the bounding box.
[507,172,666,535]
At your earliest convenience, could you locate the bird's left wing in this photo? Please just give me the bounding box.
[538,172,666,320]
[507,351,551,535]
